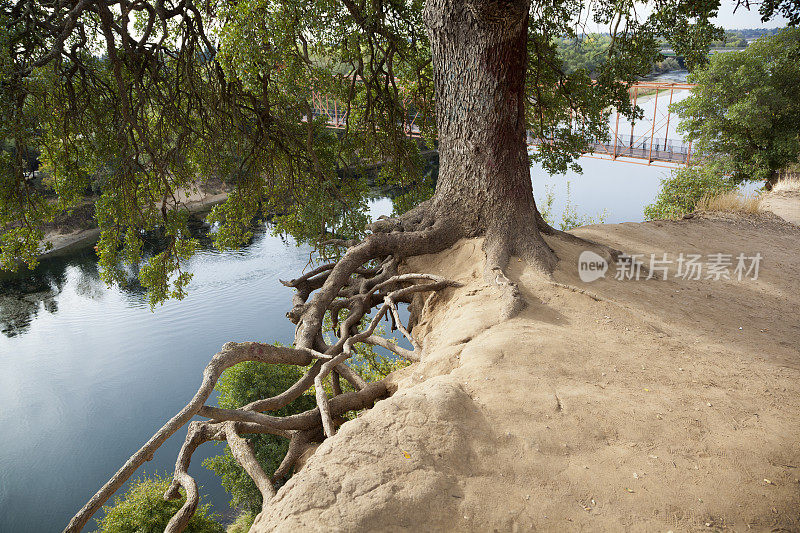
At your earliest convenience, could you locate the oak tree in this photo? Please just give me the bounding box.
[2,1,792,532]
[673,27,800,188]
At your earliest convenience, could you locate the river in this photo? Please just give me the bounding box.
[0,71,744,532]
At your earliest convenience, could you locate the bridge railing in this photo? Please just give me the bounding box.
[530,133,693,165]
[310,92,424,137]
[311,81,697,166]
[594,133,692,164]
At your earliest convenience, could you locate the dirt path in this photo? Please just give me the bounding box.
[761,190,800,225]
[253,210,800,532]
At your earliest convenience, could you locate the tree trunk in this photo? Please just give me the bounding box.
[424,0,556,272]
[765,169,781,191]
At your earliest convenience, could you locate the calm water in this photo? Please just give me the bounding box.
[531,70,692,225]
[0,71,739,532]
[0,230,318,531]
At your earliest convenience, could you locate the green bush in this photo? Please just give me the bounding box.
[673,29,800,188]
[93,473,222,533]
[225,511,256,533]
[203,362,316,514]
[644,166,737,220]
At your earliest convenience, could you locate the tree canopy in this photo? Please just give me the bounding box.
[1,0,738,303]
[673,27,800,188]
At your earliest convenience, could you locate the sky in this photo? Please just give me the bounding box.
[577,1,790,36]
[713,0,789,28]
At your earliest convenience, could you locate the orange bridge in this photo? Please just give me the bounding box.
[311,80,697,168]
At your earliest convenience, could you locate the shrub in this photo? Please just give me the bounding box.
[672,29,800,188]
[203,362,317,514]
[644,166,737,220]
[93,473,222,533]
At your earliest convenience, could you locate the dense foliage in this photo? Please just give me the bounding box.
[0,0,744,303]
[644,165,737,219]
[93,473,222,533]
[203,361,316,513]
[672,28,800,188]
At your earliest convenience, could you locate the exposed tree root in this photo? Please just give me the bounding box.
[64,207,463,533]
[482,219,558,319]
[65,197,625,532]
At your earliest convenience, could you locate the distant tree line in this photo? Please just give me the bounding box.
[710,31,749,48]
[556,34,684,77]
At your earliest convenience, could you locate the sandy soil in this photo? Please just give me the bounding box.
[252,209,800,532]
[761,191,800,225]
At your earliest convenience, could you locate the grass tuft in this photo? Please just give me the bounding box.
[696,191,762,214]
[772,174,800,193]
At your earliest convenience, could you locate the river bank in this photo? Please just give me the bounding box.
[254,204,800,532]
[39,181,230,259]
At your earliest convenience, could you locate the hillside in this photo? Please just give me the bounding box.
[251,209,800,532]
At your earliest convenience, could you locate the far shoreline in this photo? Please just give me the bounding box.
[39,189,229,260]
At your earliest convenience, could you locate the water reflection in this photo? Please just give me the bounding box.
[0,250,102,338]
[0,234,278,530]
[0,205,395,532]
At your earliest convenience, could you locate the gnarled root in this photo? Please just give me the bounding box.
[64,209,462,533]
[65,200,618,532]
[483,220,557,320]
[64,342,313,533]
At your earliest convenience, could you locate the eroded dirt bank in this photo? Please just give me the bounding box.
[253,212,800,532]
[39,181,229,259]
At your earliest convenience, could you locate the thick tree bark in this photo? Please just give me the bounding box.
[65,5,575,531]
[423,0,556,273]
